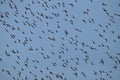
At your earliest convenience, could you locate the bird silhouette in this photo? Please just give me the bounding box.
[0,0,120,80]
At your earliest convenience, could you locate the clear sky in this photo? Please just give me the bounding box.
[0,0,120,80]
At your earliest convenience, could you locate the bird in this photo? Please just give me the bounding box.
[0,0,120,80]
[81,72,86,78]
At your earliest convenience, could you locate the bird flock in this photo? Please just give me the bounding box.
[0,0,120,80]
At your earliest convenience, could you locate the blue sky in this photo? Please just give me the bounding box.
[0,0,120,80]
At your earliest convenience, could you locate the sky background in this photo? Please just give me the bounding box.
[0,0,120,80]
